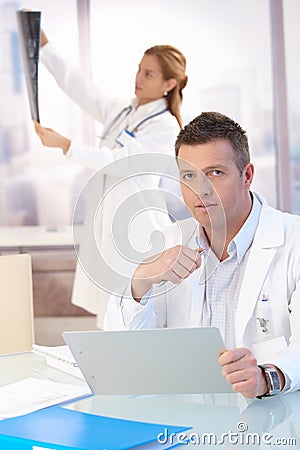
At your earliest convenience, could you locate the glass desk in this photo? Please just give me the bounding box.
[0,351,85,387]
[1,352,299,448]
[0,226,74,251]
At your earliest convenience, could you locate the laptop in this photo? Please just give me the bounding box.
[63,327,233,395]
[0,254,34,355]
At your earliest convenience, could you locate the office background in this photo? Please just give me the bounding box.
[0,0,299,342]
[0,0,299,228]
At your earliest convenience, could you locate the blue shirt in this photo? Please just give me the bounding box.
[198,192,262,348]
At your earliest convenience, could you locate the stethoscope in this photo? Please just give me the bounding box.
[100,105,168,141]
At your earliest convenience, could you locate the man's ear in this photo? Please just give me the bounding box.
[244,163,254,189]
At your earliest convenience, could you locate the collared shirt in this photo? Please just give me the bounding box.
[198,193,262,349]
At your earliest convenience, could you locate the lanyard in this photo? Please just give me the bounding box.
[101,106,168,140]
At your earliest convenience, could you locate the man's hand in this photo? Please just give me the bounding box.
[131,245,203,301]
[34,121,71,154]
[218,348,269,398]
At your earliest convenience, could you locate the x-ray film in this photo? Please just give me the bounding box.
[16,10,41,122]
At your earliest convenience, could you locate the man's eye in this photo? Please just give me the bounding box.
[211,170,222,176]
[182,173,194,180]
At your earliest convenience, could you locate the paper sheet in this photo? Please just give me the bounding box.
[32,344,85,379]
[0,377,91,420]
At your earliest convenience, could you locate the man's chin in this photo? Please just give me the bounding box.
[194,212,226,230]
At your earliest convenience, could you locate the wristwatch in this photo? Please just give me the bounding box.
[257,365,281,398]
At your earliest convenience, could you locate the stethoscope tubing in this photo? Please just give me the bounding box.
[101,105,168,140]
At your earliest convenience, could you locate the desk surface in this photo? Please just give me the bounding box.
[0,351,84,387]
[1,352,299,448]
[0,226,74,249]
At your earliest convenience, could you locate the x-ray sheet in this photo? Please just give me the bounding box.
[16,10,41,122]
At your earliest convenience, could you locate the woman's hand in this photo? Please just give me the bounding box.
[34,121,71,154]
[40,29,49,47]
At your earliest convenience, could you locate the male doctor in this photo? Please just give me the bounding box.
[104,112,300,399]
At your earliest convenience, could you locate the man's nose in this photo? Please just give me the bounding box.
[195,174,213,198]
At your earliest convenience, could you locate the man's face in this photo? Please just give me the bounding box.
[178,139,253,235]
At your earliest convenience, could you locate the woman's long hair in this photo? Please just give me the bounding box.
[145,45,188,129]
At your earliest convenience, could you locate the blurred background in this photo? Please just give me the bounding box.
[0,0,299,342]
[0,0,299,229]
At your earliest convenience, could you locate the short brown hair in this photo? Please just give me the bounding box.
[175,112,250,174]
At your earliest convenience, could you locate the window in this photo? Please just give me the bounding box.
[1,0,297,228]
[283,0,300,214]
[90,0,276,206]
[0,0,89,227]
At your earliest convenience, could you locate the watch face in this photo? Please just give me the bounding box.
[269,370,281,391]
[264,367,281,395]
[259,365,281,396]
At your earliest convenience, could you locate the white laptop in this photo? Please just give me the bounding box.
[63,327,233,395]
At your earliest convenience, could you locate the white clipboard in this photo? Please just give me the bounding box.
[63,327,233,395]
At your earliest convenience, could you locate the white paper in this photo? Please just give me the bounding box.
[0,377,91,420]
[32,344,85,379]
[252,336,287,365]
[33,448,53,450]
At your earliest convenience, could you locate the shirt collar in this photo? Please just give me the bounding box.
[228,192,262,262]
[131,97,167,114]
[196,227,210,254]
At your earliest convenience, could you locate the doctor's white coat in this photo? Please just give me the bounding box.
[41,43,184,328]
[105,193,300,393]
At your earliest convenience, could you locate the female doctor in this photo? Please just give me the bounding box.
[34,29,188,328]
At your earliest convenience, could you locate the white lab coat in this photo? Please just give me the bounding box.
[41,43,184,328]
[105,193,300,392]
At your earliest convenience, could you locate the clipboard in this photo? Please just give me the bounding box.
[63,327,232,395]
